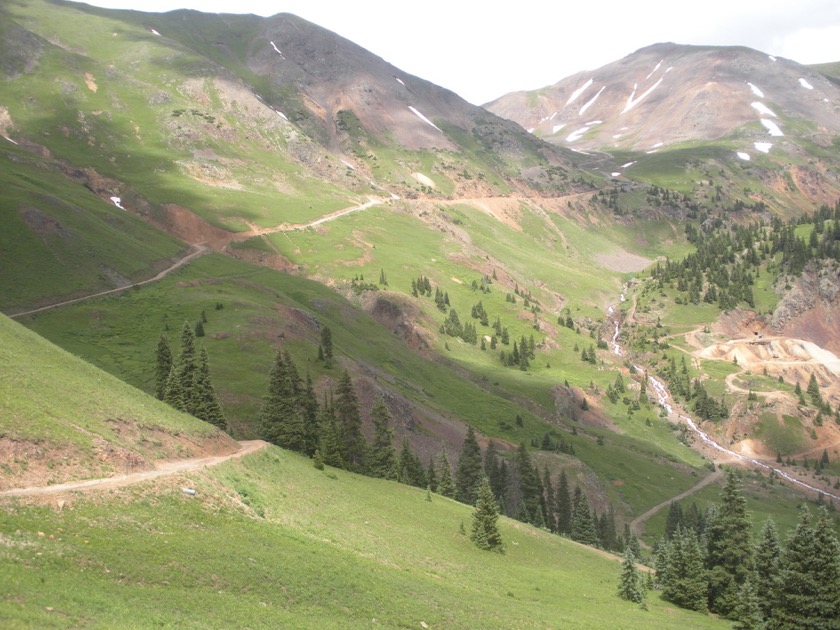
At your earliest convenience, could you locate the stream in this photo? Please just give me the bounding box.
[608,291,840,503]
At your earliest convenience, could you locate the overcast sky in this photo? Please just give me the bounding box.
[71,0,840,105]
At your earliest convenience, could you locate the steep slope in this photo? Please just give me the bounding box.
[0,314,236,491]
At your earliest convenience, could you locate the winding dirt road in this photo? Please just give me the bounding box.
[0,440,268,498]
[8,243,209,319]
[630,469,724,536]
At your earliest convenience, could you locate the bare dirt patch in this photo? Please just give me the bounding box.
[594,250,652,272]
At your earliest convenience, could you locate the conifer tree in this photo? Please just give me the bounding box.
[163,363,187,412]
[514,443,541,524]
[733,578,763,630]
[754,518,782,622]
[456,425,483,505]
[177,322,199,412]
[368,396,397,480]
[301,373,320,456]
[317,396,344,469]
[662,527,708,612]
[397,439,426,488]
[618,549,646,606]
[334,371,367,472]
[542,466,556,533]
[706,469,754,617]
[154,332,173,400]
[193,347,227,431]
[555,470,573,535]
[426,458,438,493]
[571,487,599,546]
[470,477,504,553]
[259,350,306,452]
[436,448,456,498]
[320,325,334,368]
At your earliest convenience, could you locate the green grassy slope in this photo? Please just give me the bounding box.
[0,313,232,487]
[0,446,728,629]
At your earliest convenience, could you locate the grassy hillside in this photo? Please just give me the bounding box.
[0,446,729,629]
[0,313,234,490]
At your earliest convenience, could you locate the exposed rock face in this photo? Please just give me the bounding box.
[772,261,840,354]
[368,294,430,352]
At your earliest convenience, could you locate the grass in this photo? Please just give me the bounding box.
[0,446,729,629]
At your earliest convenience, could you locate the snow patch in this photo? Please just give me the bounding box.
[110,196,125,210]
[651,141,664,149]
[644,59,663,81]
[747,82,764,98]
[620,161,636,168]
[3,135,18,145]
[799,78,814,90]
[150,29,161,36]
[552,123,566,134]
[269,41,284,58]
[579,86,605,116]
[610,172,621,177]
[761,119,784,136]
[275,110,288,120]
[621,77,664,114]
[566,127,591,142]
[549,112,558,120]
[527,128,535,134]
[340,159,355,170]
[566,78,593,106]
[612,134,622,139]
[751,102,776,117]
[754,142,772,153]
[395,77,405,86]
[408,106,442,132]
[769,55,777,61]
[737,152,751,161]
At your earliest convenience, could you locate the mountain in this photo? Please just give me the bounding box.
[486,43,840,210]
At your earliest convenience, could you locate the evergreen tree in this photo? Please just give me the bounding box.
[618,549,646,606]
[770,505,840,629]
[514,443,541,524]
[754,518,782,622]
[397,439,426,488]
[623,523,642,559]
[334,371,367,472]
[555,470,573,535]
[320,325,334,368]
[259,350,305,452]
[542,466,556,533]
[300,373,320,457]
[163,363,187,412]
[470,477,504,553]
[484,441,507,507]
[664,501,684,539]
[436,448,456,498]
[571,487,599,546]
[317,397,344,469]
[733,578,764,630]
[177,322,199,413]
[368,396,397,480]
[706,470,754,617]
[456,425,483,505]
[193,346,226,431]
[662,527,708,612]
[154,332,173,400]
[426,458,438,493]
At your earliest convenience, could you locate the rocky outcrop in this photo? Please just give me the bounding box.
[772,261,840,353]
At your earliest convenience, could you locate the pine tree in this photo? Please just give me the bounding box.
[163,363,187,412]
[542,466,556,533]
[334,371,367,472]
[571,487,599,546]
[484,440,507,507]
[177,322,199,413]
[706,469,754,617]
[470,477,504,553]
[154,332,173,400]
[259,350,305,452]
[456,425,483,505]
[436,448,456,498]
[662,527,708,612]
[618,549,646,606]
[368,396,397,480]
[514,443,541,524]
[555,470,572,535]
[397,439,426,488]
[317,398,344,469]
[754,518,782,622]
[320,325,334,368]
[733,578,763,630]
[300,373,320,457]
[770,505,840,629]
[426,458,438,493]
[193,346,226,431]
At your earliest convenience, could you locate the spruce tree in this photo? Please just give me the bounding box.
[662,527,708,612]
[618,549,646,607]
[436,448,456,498]
[177,322,199,413]
[320,325,334,368]
[571,487,599,546]
[368,396,397,480]
[733,578,764,630]
[470,476,504,553]
[397,439,426,488]
[542,466,556,533]
[706,469,754,617]
[555,470,572,535]
[514,443,541,524]
[193,346,226,431]
[754,518,782,622]
[163,363,187,412]
[300,373,320,457]
[334,371,367,472]
[455,425,483,505]
[154,332,173,400]
[317,397,344,469]
[259,350,305,452]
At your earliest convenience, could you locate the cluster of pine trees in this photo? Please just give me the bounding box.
[659,355,729,422]
[154,322,226,430]
[652,471,840,627]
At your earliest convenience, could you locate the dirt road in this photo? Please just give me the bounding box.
[8,243,208,319]
[0,439,268,498]
[630,469,724,537]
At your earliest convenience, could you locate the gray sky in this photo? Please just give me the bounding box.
[71,0,840,104]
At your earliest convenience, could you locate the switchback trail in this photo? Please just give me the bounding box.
[8,243,208,319]
[0,439,268,498]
